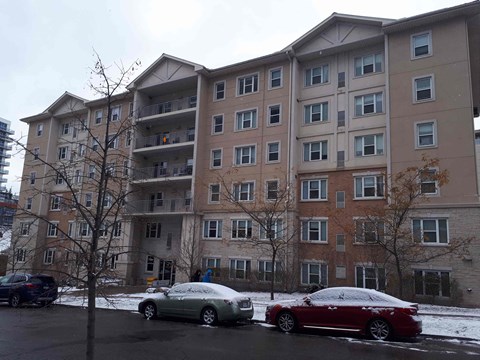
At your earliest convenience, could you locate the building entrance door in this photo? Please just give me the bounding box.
[158,260,175,286]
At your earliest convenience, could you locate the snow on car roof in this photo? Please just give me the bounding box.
[195,283,244,297]
[311,287,416,307]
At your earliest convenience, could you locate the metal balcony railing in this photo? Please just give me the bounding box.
[139,97,197,118]
[126,198,192,214]
[131,163,193,181]
[135,130,195,149]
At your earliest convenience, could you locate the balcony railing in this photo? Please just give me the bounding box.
[126,198,192,214]
[139,97,197,118]
[135,130,195,150]
[131,163,193,181]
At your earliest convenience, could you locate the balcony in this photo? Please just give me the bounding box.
[131,163,193,182]
[126,198,192,215]
[135,130,195,150]
[138,97,196,119]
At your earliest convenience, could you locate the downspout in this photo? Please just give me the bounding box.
[384,33,392,206]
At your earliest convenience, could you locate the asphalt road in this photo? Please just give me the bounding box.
[0,304,478,360]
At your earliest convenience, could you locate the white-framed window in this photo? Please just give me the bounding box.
[112,221,122,237]
[233,182,254,201]
[203,258,221,277]
[258,260,282,282]
[414,75,434,102]
[109,254,119,270]
[99,222,109,237]
[79,144,86,157]
[301,179,327,201]
[303,141,328,161]
[145,255,155,273]
[354,53,383,76]
[231,219,252,239]
[209,184,220,203]
[85,193,92,208]
[106,163,115,177]
[43,248,55,265]
[269,67,283,89]
[229,259,251,280]
[110,105,121,121]
[212,114,224,134]
[259,219,283,240]
[95,109,103,124]
[301,220,327,242]
[416,121,436,148]
[301,262,328,285]
[411,31,432,59]
[354,219,385,243]
[55,173,64,185]
[107,134,119,149]
[62,123,70,135]
[414,269,450,297]
[58,146,68,160]
[203,220,223,239]
[29,172,36,185]
[88,165,96,179]
[420,168,438,195]
[79,222,92,237]
[413,218,448,244]
[20,222,30,236]
[267,142,280,162]
[214,80,226,101]
[16,248,27,263]
[268,104,281,125]
[92,137,100,152]
[354,92,383,116]
[234,145,256,166]
[304,102,328,123]
[266,180,279,200]
[237,74,258,95]
[236,109,257,130]
[211,149,222,168]
[67,222,75,237]
[356,266,386,290]
[47,222,58,237]
[354,134,384,156]
[146,222,161,238]
[336,265,347,279]
[50,195,62,210]
[125,131,132,147]
[354,175,384,198]
[25,197,33,210]
[36,123,44,137]
[103,192,112,208]
[305,65,329,86]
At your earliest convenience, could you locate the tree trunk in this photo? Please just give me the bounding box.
[395,256,403,299]
[270,251,276,301]
[86,272,97,359]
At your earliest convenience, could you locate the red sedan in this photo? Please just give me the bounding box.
[265,287,422,340]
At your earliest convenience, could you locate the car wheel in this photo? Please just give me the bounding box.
[368,318,391,340]
[143,302,157,320]
[201,307,218,325]
[9,294,21,308]
[277,311,297,333]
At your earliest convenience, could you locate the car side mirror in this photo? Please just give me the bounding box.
[303,296,312,305]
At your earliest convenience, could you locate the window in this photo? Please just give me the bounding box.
[20,222,30,236]
[230,259,251,280]
[79,144,86,157]
[203,220,223,239]
[110,105,121,121]
[112,221,121,237]
[305,65,329,86]
[336,234,345,252]
[236,109,257,130]
[43,248,55,265]
[58,146,68,160]
[354,93,383,116]
[414,75,434,102]
[301,220,327,242]
[338,72,345,88]
[420,169,438,195]
[146,222,161,238]
[99,222,109,237]
[355,220,384,243]
[354,53,383,76]
[234,145,256,165]
[92,138,100,152]
[356,266,386,290]
[16,248,27,263]
[209,184,220,203]
[32,147,39,160]
[304,102,328,123]
[55,173,64,185]
[268,104,281,125]
[88,165,96,179]
[269,68,282,88]
[412,31,432,58]
[231,219,252,239]
[203,258,221,277]
[233,182,254,201]
[336,191,345,208]
[416,121,436,148]
[30,172,36,185]
[259,219,283,240]
[50,195,62,210]
[267,142,279,162]
[301,263,328,285]
[211,149,222,168]
[212,115,223,134]
[413,219,448,244]
[85,193,92,208]
[106,163,115,177]
[95,110,103,124]
[214,81,225,100]
[47,222,58,237]
[354,175,384,198]
[107,135,119,149]
[258,260,282,282]
[36,123,44,137]
[301,179,327,201]
[103,193,112,208]
[125,131,132,147]
[79,222,92,237]
[68,222,75,237]
[146,255,155,272]
[110,254,119,270]
[62,123,70,135]
[26,197,33,210]
[237,74,258,95]
[303,141,328,161]
[354,134,384,156]
[266,180,278,200]
[123,160,129,176]
[414,270,450,297]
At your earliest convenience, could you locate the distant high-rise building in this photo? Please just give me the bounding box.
[0,118,16,229]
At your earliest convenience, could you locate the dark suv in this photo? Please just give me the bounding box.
[0,273,58,307]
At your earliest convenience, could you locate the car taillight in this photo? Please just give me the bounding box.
[399,307,417,315]
[224,299,233,305]
[24,283,39,289]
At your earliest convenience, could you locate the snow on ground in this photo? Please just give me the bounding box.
[55,288,480,341]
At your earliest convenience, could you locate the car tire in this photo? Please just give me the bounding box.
[277,311,297,333]
[201,307,218,326]
[143,302,157,320]
[368,318,391,340]
[9,294,21,308]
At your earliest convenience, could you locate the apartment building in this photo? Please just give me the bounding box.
[12,1,480,306]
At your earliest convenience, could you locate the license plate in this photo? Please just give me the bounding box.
[240,301,250,308]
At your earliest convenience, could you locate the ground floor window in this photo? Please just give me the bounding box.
[355,266,386,290]
[43,248,55,265]
[301,262,327,286]
[229,259,251,280]
[414,270,451,297]
[258,260,282,282]
[145,255,155,273]
[203,258,221,277]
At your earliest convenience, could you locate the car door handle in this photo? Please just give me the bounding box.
[328,307,337,310]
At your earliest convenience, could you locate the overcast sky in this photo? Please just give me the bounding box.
[1,0,477,194]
